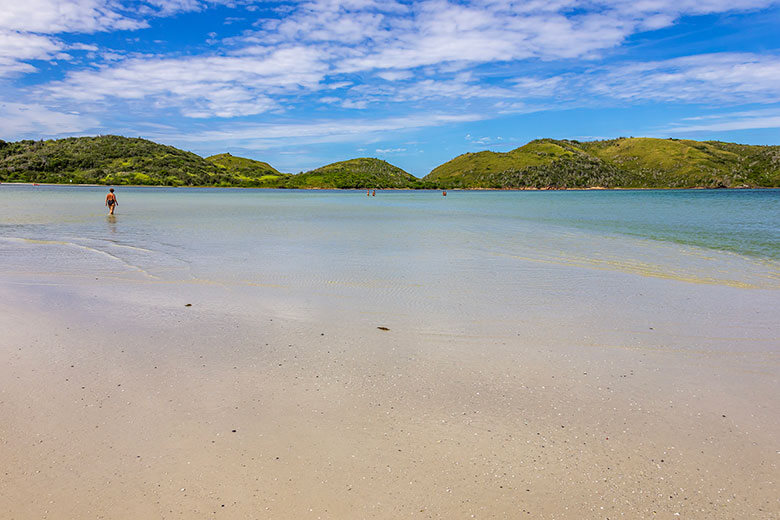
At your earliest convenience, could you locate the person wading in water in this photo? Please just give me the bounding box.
[105,188,118,215]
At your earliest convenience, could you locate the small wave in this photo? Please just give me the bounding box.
[1,236,160,279]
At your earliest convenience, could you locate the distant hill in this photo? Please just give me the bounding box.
[285,158,418,188]
[0,136,282,187]
[580,138,780,187]
[1,135,778,189]
[425,138,780,188]
[426,139,633,188]
[206,153,290,187]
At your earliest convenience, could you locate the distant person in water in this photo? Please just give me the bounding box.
[105,188,118,215]
[372,190,376,196]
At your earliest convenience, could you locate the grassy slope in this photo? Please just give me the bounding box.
[426,139,635,188]
[0,136,286,187]
[286,158,418,188]
[581,138,735,187]
[425,138,780,188]
[702,141,780,187]
[1,135,777,189]
[205,153,289,187]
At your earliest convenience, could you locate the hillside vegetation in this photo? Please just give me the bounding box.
[284,158,418,189]
[0,136,283,187]
[206,153,290,187]
[1,135,778,189]
[425,138,780,188]
[426,140,635,188]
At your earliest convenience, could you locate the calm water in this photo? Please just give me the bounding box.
[1,185,778,291]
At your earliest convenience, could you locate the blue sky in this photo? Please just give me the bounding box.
[1,0,779,177]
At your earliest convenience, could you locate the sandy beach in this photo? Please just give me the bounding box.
[1,267,778,519]
[1,187,778,519]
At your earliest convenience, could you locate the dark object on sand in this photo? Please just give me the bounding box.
[185,303,192,307]
[377,326,390,331]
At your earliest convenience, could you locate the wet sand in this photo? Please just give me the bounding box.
[1,271,778,519]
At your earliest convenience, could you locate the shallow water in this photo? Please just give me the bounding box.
[1,185,778,260]
[1,186,778,295]
[2,185,778,344]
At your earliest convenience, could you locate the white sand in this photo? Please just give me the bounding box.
[0,273,778,519]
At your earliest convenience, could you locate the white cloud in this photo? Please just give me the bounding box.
[0,0,148,78]
[466,134,503,145]
[0,31,61,62]
[0,101,98,135]
[0,0,146,34]
[0,57,36,76]
[68,43,100,51]
[390,74,515,101]
[376,147,406,153]
[249,0,780,76]
[376,69,413,81]
[0,0,260,79]
[512,76,565,97]
[258,0,408,45]
[662,108,780,133]
[46,46,329,117]
[588,53,780,105]
[341,99,368,109]
[7,0,780,126]
[0,30,64,76]
[335,71,558,109]
[144,0,206,15]
[156,112,486,148]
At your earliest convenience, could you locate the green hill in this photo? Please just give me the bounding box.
[581,138,780,187]
[425,138,780,188]
[285,158,418,189]
[0,136,282,187]
[1,135,778,189]
[426,139,634,188]
[205,153,290,187]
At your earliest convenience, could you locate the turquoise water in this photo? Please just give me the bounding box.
[1,186,778,291]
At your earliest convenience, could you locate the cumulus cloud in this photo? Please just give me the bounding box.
[0,0,146,34]
[0,0,255,78]
[46,46,329,117]
[0,0,147,78]
[249,0,780,74]
[7,0,780,124]
[0,31,61,62]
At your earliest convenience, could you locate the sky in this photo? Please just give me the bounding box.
[1,0,779,176]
